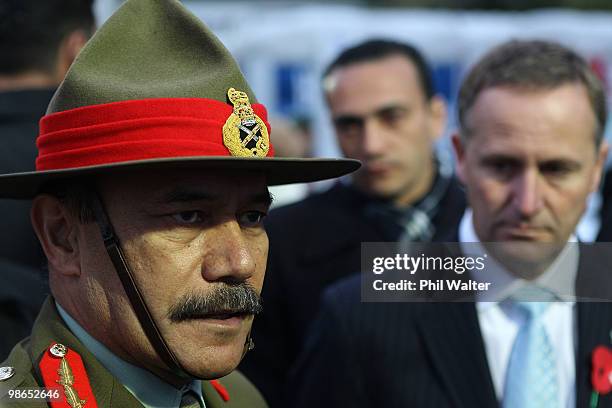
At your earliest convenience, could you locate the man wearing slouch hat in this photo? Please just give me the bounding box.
[0,0,358,407]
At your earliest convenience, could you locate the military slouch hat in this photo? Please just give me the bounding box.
[0,0,358,198]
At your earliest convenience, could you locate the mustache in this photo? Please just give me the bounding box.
[168,283,263,322]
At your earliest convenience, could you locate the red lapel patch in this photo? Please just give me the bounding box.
[38,342,98,408]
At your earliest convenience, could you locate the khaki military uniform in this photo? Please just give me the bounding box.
[0,299,267,408]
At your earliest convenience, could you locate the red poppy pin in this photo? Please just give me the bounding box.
[591,345,612,408]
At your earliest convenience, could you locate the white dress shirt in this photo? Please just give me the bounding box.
[459,209,577,408]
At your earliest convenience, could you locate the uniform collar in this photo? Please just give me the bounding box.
[56,303,206,408]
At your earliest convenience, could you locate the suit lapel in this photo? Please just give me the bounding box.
[415,232,497,407]
[417,302,499,408]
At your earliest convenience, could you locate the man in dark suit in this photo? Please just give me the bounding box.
[240,39,466,405]
[290,40,612,408]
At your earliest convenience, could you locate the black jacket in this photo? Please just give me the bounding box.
[240,180,466,406]
[0,89,55,268]
[0,89,53,359]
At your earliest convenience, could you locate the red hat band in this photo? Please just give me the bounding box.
[36,97,274,172]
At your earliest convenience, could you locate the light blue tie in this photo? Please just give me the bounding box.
[503,290,560,408]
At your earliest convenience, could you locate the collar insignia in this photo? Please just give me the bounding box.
[39,342,98,408]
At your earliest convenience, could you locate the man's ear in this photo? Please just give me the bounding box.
[54,28,91,81]
[591,140,609,193]
[31,195,81,277]
[451,132,467,185]
[427,95,448,142]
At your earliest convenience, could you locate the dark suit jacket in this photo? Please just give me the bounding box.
[0,89,53,360]
[0,89,54,269]
[289,243,612,408]
[240,181,466,406]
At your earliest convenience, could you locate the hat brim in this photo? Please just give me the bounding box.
[0,156,360,199]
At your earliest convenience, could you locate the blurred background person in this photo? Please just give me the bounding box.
[289,39,610,408]
[239,39,466,406]
[0,0,95,359]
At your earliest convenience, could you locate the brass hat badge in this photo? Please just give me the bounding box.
[223,88,270,157]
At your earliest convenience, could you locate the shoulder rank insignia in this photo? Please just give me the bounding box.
[223,88,270,157]
[39,343,98,408]
[0,366,15,381]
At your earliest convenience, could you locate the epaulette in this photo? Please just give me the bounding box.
[0,340,34,402]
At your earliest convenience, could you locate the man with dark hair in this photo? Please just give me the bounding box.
[290,40,611,408]
[322,39,436,100]
[0,0,95,360]
[240,39,466,405]
[0,0,357,406]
